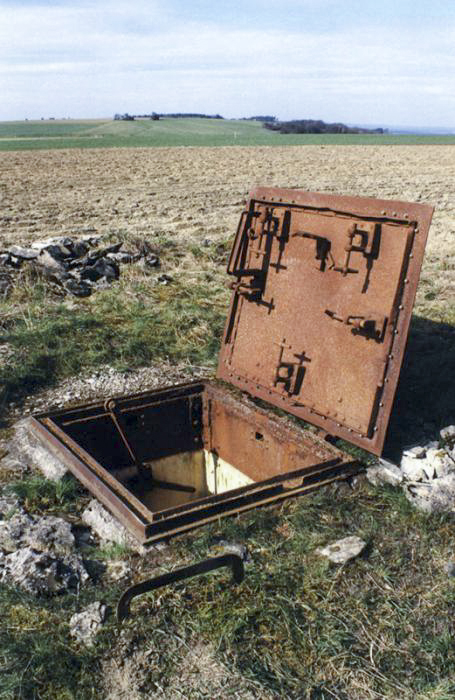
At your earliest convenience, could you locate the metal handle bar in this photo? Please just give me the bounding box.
[117,553,245,621]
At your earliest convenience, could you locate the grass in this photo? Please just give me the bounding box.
[5,474,86,516]
[0,118,455,151]
[1,479,453,699]
[0,252,228,408]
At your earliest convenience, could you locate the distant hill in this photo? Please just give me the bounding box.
[264,119,385,134]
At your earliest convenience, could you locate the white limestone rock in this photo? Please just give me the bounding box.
[316,535,367,564]
[440,426,455,444]
[402,445,426,459]
[0,493,21,519]
[406,473,455,513]
[426,448,455,478]
[400,455,427,482]
[7,419,68,481]
[0,546,89,595]
[81,499,146,555]
[70,602,108,646]
[0,513,75,555]
[366,459,403,486]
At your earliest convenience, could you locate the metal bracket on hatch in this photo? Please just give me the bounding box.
[294,232,335,272]
[117,553,245,621]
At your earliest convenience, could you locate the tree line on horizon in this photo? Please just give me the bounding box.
[262,118,386,134]
[112,113,386,134]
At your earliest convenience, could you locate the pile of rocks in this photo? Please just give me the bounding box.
[0,234,161,298]
[367,425,455,513]
[0,498,90,595]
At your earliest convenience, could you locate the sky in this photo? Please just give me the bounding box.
[1,0,454,127]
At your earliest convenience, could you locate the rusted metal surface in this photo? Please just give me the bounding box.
[27,381,359,543]
[218,188,433,455]
[117,553,244,621]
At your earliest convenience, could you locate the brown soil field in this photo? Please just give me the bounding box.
[1,145,454,319]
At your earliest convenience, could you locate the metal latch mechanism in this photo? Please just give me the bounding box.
[325,310,387,341]
[227,203,287,300]
[273,339,311,394]
[293,232,335,271]
[333,222,380,276]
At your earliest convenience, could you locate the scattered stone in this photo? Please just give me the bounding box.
[80,257,119,284]
[405,473,455,513]
[107,251,140,264]
[143,253,160,268]
[0,493,20,519]
[0,512,75,555]
[440,425,455,443]
[366,459,403,486]
[81,499,146,554]
[70,240,90,258]
[402,445,426,459]
[157,273,172,284]
[1,235,160,298]
[70,602,108,646]
[0,512,35,552]
[26,515,76,556]
[400,456,426,482]
[106,560,131,581]
[426,448,455,478]
[31,235,99,253]
[35,248,67,273]
[0,546,89,595]
[316,535,367,564]
[63,277,92,297]
[446,561,455,578]
[6,419,68,480]
[390,429,455,513]
[8,245,39,260]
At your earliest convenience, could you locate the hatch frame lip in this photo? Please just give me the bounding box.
[217,187,434,456]
[26,379,359,544]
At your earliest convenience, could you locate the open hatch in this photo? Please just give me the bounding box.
[27,188,433,543]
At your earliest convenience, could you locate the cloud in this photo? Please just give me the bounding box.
[0,1,454,125]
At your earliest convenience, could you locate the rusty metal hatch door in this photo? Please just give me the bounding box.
[217,188,434,455]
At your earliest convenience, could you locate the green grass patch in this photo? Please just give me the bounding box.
[0,273,227,407]
[0,582,121,700]
[0,478,454,698]
[5,474,85,515]
[1,118,454,151]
